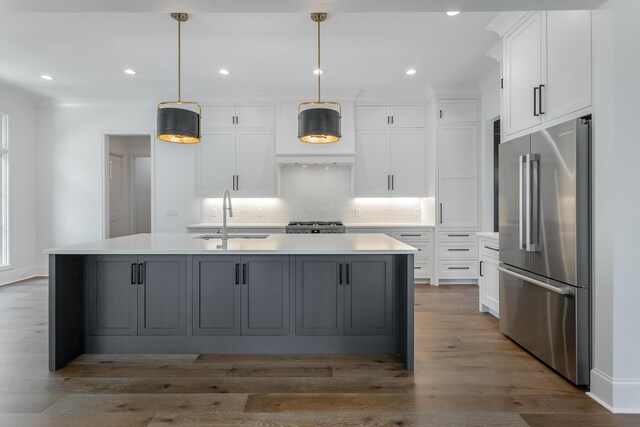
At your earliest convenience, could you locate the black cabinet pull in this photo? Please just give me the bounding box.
[391,175,394,190]
[137,263,144,284]
[538,85,545,114]
[236,175,239,191]
[448,234,470,237]
[439,203,443,224]
[339,263,343,285]
[242,264,247,285]
[400,234,421,237]
[533,86,540,116]
[236,116,239,125]
[346,264,350,285]
[484,245,499,252]
[235,263,240,285]
[131,263,137,285]
[391,116,394,124]
[387,116,390,125]
[439,109,443,119]
[448,267,470,270]
[448,248,470,252]
[480,261,484,277]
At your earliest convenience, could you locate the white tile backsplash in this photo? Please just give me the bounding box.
[201,164,433,225]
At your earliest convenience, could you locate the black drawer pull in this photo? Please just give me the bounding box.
[448,267,470,270]
[484,246,499,252]
[400,234,422,237]
[235,263,240,285]
[346,264,350,285]
[448,234,470,237]
[131,263,137,285]
[414,266,422,270]
[242,264,247,285]
[339,263,343,285]
[137,263,144,284]
[448,248,470,252]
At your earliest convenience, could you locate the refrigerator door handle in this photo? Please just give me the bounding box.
[498,266,574,295]
[519,155,526,250]
[526,153,540,252]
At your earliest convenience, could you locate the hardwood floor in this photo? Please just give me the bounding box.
[0,278,638,426]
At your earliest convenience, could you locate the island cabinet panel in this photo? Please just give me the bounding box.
[242,256,290,336]
[87,255,187,336]
[344,256,393,336]
[137,256,187,336]
[295,256,344,336]
[88,256,138,336]
[192,256,241,336]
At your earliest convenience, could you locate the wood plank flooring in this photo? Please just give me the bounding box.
[0,278,637,426]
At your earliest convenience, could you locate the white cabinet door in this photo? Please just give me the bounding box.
[544,11,592,122]
[391,106,425,128]
[504,12,543,135]
[438,100,477,124]
[390,131,425,196]
[196,131,236,195]
[235,130,276,196]
[236,106,275,129]
[481,257,500,315]
[355,131,391,196]
[439,178,478,228]
[201,106,237,129]
[356,106,391,129]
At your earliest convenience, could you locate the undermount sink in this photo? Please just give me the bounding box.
[196,234,269,240]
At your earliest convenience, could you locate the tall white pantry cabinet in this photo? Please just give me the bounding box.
[435,99,479,284]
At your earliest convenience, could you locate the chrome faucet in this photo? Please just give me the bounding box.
[222,189,233,241]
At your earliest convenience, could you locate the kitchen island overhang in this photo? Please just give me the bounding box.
[46,233,415,371]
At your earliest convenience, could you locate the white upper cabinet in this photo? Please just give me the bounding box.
[438,100,478,124]
[355,131,391,196]
[503,12,543,136]
[356,106,425,129]
[235,130,276,196]
[503,11,592,138]
[201,106,275,129]
[390,131,426,196]
[195,131,237,195]
[544,11,592,122]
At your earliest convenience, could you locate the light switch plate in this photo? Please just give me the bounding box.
[414,208,420,216]
[210,208,217,218]
[257,208,263,217]
[355,208,361,217]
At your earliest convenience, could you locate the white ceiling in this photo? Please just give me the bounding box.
[0,2,607,102]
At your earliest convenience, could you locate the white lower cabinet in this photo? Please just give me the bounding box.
[436,231,479,283]
[478,234,500,317]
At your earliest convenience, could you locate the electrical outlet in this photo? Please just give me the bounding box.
[166,209,179,217]
[210,208,217,218]
[414,208,420,216]
[355,208,362,217]
[257,208,263,217]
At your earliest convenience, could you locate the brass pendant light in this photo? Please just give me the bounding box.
[157,13,202,144]
[298,12,341,144]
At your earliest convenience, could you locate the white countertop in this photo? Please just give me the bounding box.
[44,233,418,255]
[477,232,499,240]
[186,222,434,229]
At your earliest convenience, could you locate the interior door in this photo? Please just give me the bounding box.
[390,130,425,196]
[499,135,531,270]
[529,120,578,285]
[195,131,236,196]
[235,130,276,196]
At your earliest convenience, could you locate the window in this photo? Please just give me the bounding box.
[0,114,8,267]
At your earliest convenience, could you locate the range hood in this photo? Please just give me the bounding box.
[276,153,355,165]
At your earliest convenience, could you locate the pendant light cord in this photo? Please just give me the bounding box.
[177,16,182,102]
[317,18,321,102]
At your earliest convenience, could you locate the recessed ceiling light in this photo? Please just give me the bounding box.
[124,69,136,75]
[219,69,230,75]
[447,11,461,16]
[406,69,417,76]
[40,74,54,80]
[313,68,323,75]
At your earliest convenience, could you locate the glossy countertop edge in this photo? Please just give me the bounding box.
[186,223,435,229]
[44,233,419,255]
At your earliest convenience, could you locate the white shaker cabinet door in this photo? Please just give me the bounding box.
[356,106,391,129]
[355,131,391,196]
[201,106,237,129]
[504,12,543,136]
[438,100,477,124]
[390,106,425,128]
[235,106,275,129]
[235,130,276,196]
[196,131,236,196]
[390,130,425,196]
[543,11,592,122]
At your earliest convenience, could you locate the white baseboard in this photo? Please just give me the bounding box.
[0,266,48,287]
[589,368,640,413]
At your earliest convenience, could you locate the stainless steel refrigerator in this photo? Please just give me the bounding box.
[498,117,591,386]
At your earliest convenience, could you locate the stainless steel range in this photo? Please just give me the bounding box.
[286,221,345,234]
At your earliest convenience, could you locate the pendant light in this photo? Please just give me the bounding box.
[157,13,201,144]
[298,12,341,144]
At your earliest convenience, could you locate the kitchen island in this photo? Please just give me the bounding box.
[46,233,416,371]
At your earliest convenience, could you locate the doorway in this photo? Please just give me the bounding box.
[106,135,152,238]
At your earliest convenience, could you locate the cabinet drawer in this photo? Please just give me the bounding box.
[438,260,478,278]
[411,243,432,261]
[439,241,478,259]
[390,230,432,241]
[480,241,500,260]
[438,231,476,242]
[414,261,431,279]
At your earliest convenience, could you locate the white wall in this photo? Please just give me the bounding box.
[589,0,640,413]
[0,84,40,285]
[478,67,501,232]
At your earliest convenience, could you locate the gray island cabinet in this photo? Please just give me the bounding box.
[47,234,415,371]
